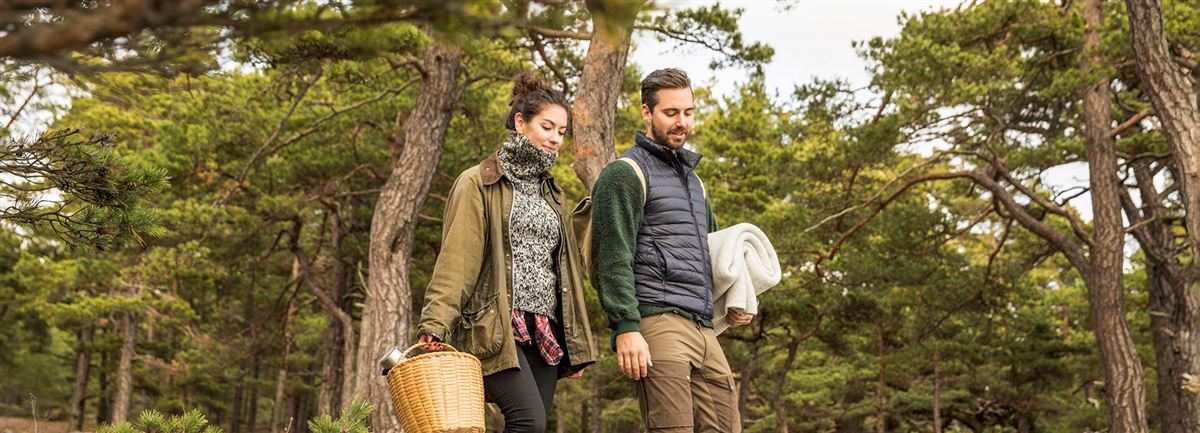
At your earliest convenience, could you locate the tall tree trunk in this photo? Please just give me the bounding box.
[111,313,136,424]
[316,200,358,415]
[773,331,803,433]
[578,389,588,433]
[68,324,95,433]
[933,346,942,433]
[1081,2,1149,432]
[1124,2,1200,433]
[353,40,462,433]
[590,378,601,433]
[555,394,567,433]
[338,317,357,413]
[248,355,261,432]
[738,337,761,417]
[1147,265,1200,433]
[1125,0,1200,261]
[318,325,342,416]
[570,1,639,190]
[230,375,244,433]
[318,202,351,416]
[271,301,295,433]
[874,324,887,433]
[835,380,866,433]
[1124,155,1200,433]
[96,349,110,425]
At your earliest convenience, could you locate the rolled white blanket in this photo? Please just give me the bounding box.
[709,223,782,334]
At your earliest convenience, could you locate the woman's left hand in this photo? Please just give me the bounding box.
[567,370,584,379]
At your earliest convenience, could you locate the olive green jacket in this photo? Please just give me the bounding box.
[417,152,598,377]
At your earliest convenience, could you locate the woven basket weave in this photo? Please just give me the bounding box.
[385,343,485,433]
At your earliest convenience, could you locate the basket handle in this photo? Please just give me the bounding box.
[400,342,459,359]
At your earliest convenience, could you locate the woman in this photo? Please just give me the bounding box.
[417,72,597,432]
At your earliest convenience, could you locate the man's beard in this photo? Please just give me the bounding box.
[650,121,689,149]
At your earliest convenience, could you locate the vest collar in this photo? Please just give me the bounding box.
[635,131,702,170]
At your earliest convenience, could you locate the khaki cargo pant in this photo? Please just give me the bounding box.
[636,312,742,433]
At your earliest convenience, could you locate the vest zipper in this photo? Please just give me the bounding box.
[671,156,715,318]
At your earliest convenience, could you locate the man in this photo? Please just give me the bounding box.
[591,68,752,432]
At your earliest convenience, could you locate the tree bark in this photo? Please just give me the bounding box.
[874,324,887,433]
[570,0,639,190]
[933,346,942,433]
[772,330,804,433]
[555,394,567,433]
[318,323,342,417]
[111,313,136,424]
[1124,1,1200,433]
[1081,2,1149,432]
[318,201,354,416]
[271,301,295,433]
[1146,263,1200,433]
[353,39,463,433]
[835,380,866,433]
[1123,159,1200,433]
[96,350,110,426]
[1125,0,1200,262]
[230,375,244,433]
[590,378,602,433]
[68,323,95,433]
[248,355,261,431]
[738,337,761,417]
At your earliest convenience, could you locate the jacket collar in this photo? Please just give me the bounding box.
[635,131,702,170]
[479,151,560,192]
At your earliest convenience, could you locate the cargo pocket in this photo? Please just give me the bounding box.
[635,360,693,430]
[705,373,741,433]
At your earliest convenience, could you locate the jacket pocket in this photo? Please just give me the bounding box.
[651,239,671,303]
[453,263,504,359]
[456,301,502,359]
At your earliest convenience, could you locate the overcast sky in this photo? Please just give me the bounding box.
[628,0,1096,221]
[630,0,964,97]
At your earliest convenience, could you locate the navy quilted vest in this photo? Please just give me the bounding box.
[622,132,714,319]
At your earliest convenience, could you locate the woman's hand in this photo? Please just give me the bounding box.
[418,333,443,351]
[567,370,585,379]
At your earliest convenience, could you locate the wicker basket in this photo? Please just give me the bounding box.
[385,343,485,433]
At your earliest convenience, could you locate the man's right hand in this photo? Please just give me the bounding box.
[418,333,443,351]
[615,331,652,380]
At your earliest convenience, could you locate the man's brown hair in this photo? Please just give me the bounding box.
[640,68,691,112]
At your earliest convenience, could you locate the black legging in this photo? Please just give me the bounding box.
[484,341,558,432]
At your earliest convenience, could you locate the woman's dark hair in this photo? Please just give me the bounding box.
[505,72,569,131]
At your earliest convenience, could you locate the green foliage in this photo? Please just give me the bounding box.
[5,2,1191,433]
[306,399,371,433]
[643,4,775,70]
[99,409,222,433]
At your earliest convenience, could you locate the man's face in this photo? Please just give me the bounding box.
[642,87,694,150]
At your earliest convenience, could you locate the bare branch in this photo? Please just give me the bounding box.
[524,25,592,40]
[1108,108,1152,138]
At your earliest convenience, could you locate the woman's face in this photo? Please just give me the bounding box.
[515,104,568,154]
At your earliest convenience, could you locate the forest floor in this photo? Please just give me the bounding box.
[0,416,90,433]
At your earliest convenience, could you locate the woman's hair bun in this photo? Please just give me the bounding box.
[504,71,568,131]
[511,71,550,106]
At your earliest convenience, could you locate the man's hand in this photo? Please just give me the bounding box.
[615,331,652,380]
[726,309,753,327]
[567,370,585,379]
[418,333,443,351]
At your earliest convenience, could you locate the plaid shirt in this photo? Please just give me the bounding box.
[511,309,563,365]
